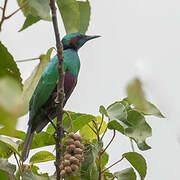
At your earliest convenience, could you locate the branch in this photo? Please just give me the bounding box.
[5,0,28,19]
[130,138,135,152]
[64,110,74,132]
[98,114,104,132]
[87,123,97,135]
[49,1,64,180]
[0,0,8,31]
[0,0,28,31]
[14,153,22,176]
[100,117,110,140]
[101,129,116,155]
[16,57,40,63]
[101,157,124,174]
[98,152,102,180]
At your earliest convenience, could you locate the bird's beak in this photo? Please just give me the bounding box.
[84,35,101,41]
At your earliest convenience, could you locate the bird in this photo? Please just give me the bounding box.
[21,32,100,161]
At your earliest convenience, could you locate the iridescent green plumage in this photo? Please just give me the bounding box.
[21,33,100,161]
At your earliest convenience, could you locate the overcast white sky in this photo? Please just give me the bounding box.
[1,0,180,179]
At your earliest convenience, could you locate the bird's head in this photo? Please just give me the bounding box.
[62,32,100,50]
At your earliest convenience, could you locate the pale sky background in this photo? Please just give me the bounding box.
[1,0,180,179]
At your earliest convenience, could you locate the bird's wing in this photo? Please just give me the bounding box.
[29,55,67,124]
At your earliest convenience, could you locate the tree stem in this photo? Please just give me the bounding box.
[101,129,116,155]
[0,0,8,31]
[49,1,64,180]
[101,157,124,174]
[98,152,102,180]
[16,57,40,63]
[5,0,28,19]
[130,138,135,152]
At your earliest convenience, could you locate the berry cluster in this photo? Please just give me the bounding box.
[60,133,84,177]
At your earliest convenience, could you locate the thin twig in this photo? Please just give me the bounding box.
[0,0,8,31]
[16,57,40,63]
[0,7,3,10]
[64,110,74,132]
[49,1,64,180]
[98,114,104,132]
[5,0,28,19]
[101,157,124,174]
[101,129,116,155]
[87,124,97,135]
[98,152,102,180]
[130,138,135,152]
[14,153,22,176]
[100,117,110,140]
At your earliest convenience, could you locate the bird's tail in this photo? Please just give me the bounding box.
[21,125,34,162]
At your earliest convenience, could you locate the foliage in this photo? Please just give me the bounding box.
[0,0,165,179]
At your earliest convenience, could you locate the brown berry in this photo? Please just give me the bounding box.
[66,144,76,153]
[74,154,83,161]
[60,170,66,177]
[78,143,85,150]
[73,134,82,141]
[65,166,72,174]
[66,138,74,145]
[71,164,79,171]
[74,148,83,154]
[64,160,70,166]
[64,153,71,160]
[74,140,81,148]
[70,156,79,165]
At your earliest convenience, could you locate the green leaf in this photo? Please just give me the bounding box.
[0,141,13,158]
[46,111,83,134]
[17,0,29,16]
[101,152,109,169]
[80,116,107,141]
[0,159,16,179]
[143,101,165,118]
[107,102,128,134]
[18,131,55,151]
[0,170,8,180]
[17,0,50,31]
[127,78,148,112]
[114,168,136,180]
[47,112,96,135]
[0,78,22,131]
[0,42,22,87]
[30,151,55,164]
[106,102,151,150]
[0,128,25,140]
[69,114,96,133]
[57,0,80,33]
[0,136,21,156]
[63,111,83,131]
[29,0,51,20]
[19,15,40,32]
[123,152,147,178]
[81,142,101,180]
[78,0,91,34]
[125,110,152,150]
[30,131,55,149]
[21,168,49,180]
[21,48,53,116]
[31,165,49,178]
[107,102,128,123]
[104,172,114,180]
[99,105,108,117]
[107,120,124,134]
